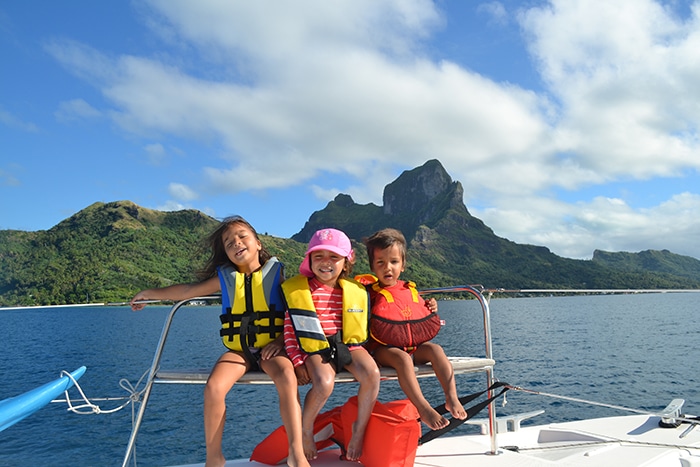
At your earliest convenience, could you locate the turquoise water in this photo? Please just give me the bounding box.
[0,292,698,466]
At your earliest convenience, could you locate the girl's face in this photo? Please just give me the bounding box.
[309,249,347,287]
[370,244,405,287]
[222,222,262,274]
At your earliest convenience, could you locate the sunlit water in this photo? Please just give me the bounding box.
[0,292,698,466]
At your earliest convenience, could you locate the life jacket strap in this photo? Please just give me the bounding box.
[219,306,285,341]
[327,332,352,370]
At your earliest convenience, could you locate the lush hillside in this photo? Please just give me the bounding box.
[592,249,700,281]
[0,201,221,306]
[1,161,699,307]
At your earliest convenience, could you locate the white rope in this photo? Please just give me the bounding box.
[506,384,700,425]
[513,438,700,453]
[55,369,150,415]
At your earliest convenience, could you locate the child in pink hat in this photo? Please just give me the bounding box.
[282,228,380,462]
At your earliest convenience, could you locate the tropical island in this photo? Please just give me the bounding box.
[1,160,699,307]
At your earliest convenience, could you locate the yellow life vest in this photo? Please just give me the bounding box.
[282,274,369,355]
[217,257,285,352]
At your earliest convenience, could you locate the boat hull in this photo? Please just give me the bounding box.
[0,366,86,432]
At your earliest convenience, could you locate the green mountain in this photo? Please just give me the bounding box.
[1,161,698,307]
[292,160,700,290]
[592,249,700,282]
[0,201,221,306]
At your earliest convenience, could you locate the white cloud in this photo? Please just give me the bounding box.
[54,99,101,122]
[520,0,700,179]
[477,2,508,25]
[168,182,198,201]
[44,38,116,84]
[476,191,700,259]
[144,143,167,165]
[157,200,187,212]
[44,0,700,259]
[0,107,38,132]
[0,168,21,187]
[310,185,342,204]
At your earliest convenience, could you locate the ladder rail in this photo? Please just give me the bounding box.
[121,295,220,467]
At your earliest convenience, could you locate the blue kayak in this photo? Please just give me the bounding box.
[0,366,86,432]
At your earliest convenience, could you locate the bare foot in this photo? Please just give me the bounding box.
[446,396,467,420]
[287,448,311,467]
[302,430,318,461]
[204,454,226,467]
[345,421,365,461]
[418,406,449,430]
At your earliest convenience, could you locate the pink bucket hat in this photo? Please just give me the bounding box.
[299,228,355,277]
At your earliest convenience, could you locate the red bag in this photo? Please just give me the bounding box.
[251,397,419,467]
[341,396,420,467]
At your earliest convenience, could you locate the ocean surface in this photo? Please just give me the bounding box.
[1,292,698,467]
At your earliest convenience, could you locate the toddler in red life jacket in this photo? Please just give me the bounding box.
[362,228,467,430]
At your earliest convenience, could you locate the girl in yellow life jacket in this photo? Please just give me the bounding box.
[364,228,467,432]
[130,216,308,467]
[283,228,380,463]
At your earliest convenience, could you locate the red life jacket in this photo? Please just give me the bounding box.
[366,278,442,350]
[251,396,420,467]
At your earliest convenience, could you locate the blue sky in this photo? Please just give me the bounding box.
[2,0,699,260]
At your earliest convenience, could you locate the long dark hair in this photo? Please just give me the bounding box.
[197,215,271,280]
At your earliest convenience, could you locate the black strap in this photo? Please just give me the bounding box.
[239,276,258,367]
[418,382,510,445]
[246,306,285,340]
[328,332,352,370]
[238,313,257,369]
[219,311,237,342]
[221,309,284,338]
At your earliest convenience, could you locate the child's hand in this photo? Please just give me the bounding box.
[425,297,438,313]
[295,365,311,386]
[261,337,284,360]
[130,292,149,311]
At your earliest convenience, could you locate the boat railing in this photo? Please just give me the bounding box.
[121,285,498,467]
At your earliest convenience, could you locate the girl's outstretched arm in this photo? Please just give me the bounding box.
[130,276,220,310]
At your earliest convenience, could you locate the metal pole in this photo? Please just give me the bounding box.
[470,287,498,455]
[121,297,216,467]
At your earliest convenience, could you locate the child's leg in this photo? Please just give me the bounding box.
[260,355,309,467]
[414,343,466,420]
[343,348,380,461]
[203,351,249,467]
[301,354,335,461]
[374,346,449,430]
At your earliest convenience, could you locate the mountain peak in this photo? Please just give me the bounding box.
[291,159,468,243]
[384,159,453,216]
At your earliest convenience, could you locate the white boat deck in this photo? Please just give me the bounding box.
[171,413,700,467]
[415,413,700,466]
